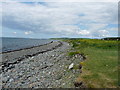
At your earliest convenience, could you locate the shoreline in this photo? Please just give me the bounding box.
[1,41,54,54]
[1,41,63,72]
[2,41,75,88]
[1,41,85,88]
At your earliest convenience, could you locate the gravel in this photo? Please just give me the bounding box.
[1,41,84,88]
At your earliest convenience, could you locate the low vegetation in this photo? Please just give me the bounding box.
[64,38,119,88]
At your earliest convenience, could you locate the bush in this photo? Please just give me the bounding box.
[67,39,118,50]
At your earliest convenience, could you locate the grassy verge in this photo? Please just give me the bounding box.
[64,39,119,88]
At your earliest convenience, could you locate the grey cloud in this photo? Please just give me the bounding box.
[2,2,118,37]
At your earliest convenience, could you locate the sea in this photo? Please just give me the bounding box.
[0,37,53,53]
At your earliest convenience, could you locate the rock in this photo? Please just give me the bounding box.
[68,63,74,70]
[75,55,78,58]
[29,77,37,82]
[0,66,2,70]
[79,64,82,69]
[31,57,34,59]
[74,81,83,87]
[80,57,83,61]
[55,74,62,80]
[62,83,65,85]
[80,69,82,73]
[9,78,14,82]
[3,77,8,83]
[2,41,72,88]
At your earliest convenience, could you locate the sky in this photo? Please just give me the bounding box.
[1,0,118,39]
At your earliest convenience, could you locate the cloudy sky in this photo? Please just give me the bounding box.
[1,0,118,39]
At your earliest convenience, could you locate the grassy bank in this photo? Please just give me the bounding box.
[64,39,119,88]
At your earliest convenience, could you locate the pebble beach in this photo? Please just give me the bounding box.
[1,41,84,88]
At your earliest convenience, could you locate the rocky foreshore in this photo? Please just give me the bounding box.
[1,41,85,88]
[1,41,62,72]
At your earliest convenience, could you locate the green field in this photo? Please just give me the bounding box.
[64,39,119,88]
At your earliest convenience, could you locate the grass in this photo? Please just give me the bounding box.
[80,47,118,88]
[64,39,119,88]
[68,51,81,56]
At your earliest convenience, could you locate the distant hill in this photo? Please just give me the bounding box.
[51,37,120,40]
[101,37,120,40]
[50,38,90,40]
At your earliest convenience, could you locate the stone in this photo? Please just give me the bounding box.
[79,64,82,69]
[2,41,72,88]
[2,77,8,83]
[68,63,74,70]
[9,78,14,82]
[74,81,83,87]
[62,83,65,85]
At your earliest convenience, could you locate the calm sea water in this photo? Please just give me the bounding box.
[0,37,53,53]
